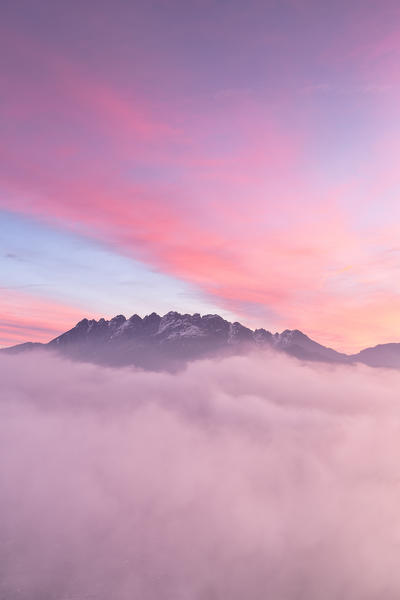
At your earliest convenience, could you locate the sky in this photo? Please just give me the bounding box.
[1,0,400,352]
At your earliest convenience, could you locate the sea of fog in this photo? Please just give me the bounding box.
[1,350,400,599]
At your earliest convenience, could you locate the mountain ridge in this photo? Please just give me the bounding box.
[2,311,399,370]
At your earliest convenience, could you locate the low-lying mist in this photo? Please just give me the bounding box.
[1,350,400,599]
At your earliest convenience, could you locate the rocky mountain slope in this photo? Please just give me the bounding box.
[2,311,399,370]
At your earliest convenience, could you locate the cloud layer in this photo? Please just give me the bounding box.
[1,351,400,599]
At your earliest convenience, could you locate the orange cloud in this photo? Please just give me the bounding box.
[2,7,400,352]
[0,290,100,347]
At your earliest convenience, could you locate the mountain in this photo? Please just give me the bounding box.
[0,311,349,371]
[2,341,44,354]
[349,343,400,368]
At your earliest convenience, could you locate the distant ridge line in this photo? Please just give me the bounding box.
[2,311,400,370]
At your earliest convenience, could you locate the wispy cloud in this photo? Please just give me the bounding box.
[2,0,400,349]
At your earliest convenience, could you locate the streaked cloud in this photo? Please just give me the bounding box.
[1,0,400,350]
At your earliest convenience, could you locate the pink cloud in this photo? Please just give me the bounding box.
[2,3,400,351]
[1,106,399,352]
[3,350,400,597]
[0,289,100,347]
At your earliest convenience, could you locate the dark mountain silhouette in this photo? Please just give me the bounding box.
[350,343,400,368]
[2,311,399,370]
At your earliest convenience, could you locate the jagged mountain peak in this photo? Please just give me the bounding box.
[110,314,126,324]
[34,310,348,370]
[4,309,400,371]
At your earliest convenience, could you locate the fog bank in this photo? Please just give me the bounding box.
[1,351,400,599]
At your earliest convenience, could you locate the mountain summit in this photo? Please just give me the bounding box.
[1,311,349,370]
[3,311,400,370]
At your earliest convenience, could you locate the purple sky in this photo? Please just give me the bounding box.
[1,0,400,351]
